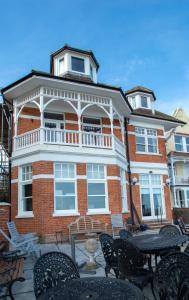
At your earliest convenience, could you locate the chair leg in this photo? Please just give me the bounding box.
[150,279,157,300]
[114,268,119,278]
[8,277,25,300]
[105,265,110,277]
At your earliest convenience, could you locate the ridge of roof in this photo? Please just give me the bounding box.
[125,86,156,100]
[132,108,186,124]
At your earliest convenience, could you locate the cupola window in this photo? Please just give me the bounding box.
[141,96,148,108]
[58,58,64,75]
[71,56,85,73]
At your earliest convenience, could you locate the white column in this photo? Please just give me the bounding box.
[78,95,82,147]
[40,91,44,144]
[14,103,18,151]
[110,104,114,150]
[120,118,125,143]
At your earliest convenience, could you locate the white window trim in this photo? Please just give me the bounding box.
[135,127,158,154]
[17,165,33,217]
[141,96,148,109]
[71,55,86,74]
[120,169,128,213]
[175,135,189,153]
[53,163,78,215]
[82,116,102,132]
[139,174,166,220]
[87,164,109,214]
[44,112,65,129]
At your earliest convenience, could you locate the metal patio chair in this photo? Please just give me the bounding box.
[155,252,189,300]
[119,229,132,240]
[177,218,189,236]
[159,224,181,237]
[113,238,155,298]
[159,224,181,255]
[33,251,80,298]
[99,233,119,278]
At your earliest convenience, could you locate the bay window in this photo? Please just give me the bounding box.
[87,164,108,212]
[54,163,77,214]
[135,127,157,153]
[19,165,33,215]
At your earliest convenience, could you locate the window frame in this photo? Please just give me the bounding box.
[135,126,158,154]
[82,116,102,133]
[175,135,189,153]
[141,96,148,108]
[120,169,128,212]
[139,174,165,219]
[71,56,85,74]
[54,163,78,215]
[18,164,33,217]
[86,164,109,214]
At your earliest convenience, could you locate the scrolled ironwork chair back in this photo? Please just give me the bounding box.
[99,233,119,277]
[113,238,146,277]
[159,224,181,237]
[33,251,80,298]
[119,229,132,240]
[155,252,189,300]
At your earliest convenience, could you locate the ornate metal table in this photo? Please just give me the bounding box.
[37,277,144,300]
[131,234,188,255]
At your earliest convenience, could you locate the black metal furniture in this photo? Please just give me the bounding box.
[113,238,155,298]
[159,224,181,237]
[155,252,189,300]
[177,218,189,236]
[131,234,188,255]
[119,229,132,239]
[184,243,189,254]
[37,277,144,300]
[99,233,119,277]
[33,251,80,298]
[0,250,25,300]
[130,233,188,269]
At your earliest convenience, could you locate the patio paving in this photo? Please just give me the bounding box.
[10,229,187,300]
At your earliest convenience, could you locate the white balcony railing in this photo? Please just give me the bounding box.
[14,128,126,157]
[175,176,189,185]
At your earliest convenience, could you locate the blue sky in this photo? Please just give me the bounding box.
[0,0,189,114]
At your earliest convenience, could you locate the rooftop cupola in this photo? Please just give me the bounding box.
[50,44,99,83]
[125,86,156,111]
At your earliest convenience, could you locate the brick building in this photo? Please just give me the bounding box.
[1,45,185,240]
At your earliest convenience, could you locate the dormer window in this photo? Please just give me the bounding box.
[141,96,148,108]
[71,56,85,73]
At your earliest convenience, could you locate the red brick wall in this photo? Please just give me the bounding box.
[128,124,167,163]
[0,204,10,242]
[11,161,173,241]
[15,108,123,142]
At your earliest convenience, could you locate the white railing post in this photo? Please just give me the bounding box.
[40,90,44,145]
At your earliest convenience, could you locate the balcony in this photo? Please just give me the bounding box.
[175,176,189,185]
[14,128,126,158]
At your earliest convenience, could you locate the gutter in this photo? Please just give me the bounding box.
[124,117,135,225]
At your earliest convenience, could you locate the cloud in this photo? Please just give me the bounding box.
[105,57,154,86]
